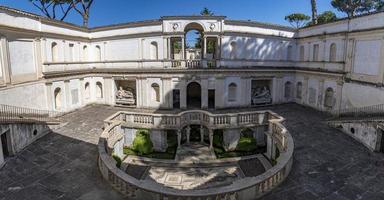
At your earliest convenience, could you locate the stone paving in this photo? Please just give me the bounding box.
[146,165,243,190]
[0,104,383,199]
[175,143,216,162]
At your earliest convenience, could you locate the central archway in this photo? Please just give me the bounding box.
[187,82,201,109]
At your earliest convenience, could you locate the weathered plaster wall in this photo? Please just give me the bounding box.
[330,121,379,151]
[0,82,47,110]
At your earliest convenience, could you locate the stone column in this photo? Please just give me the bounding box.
[201,78,208,109]
[209,129,214,149]
[303,76,309,105]
[186,126,191,144]
[64,80,70,110]
[46,82,53,110]
[215,76,225,109]
[180,78,187,109]
[0,37,11,84]
[79,78,85,106]
[200,126,204,143]
[181,37,185,60]
[177,129,181,147]
[203,36,207,59]
[318,79,325,110]
[167,37,171,59]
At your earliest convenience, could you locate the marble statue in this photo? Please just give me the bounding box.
[252,86,272,105]
[116,87,136,105]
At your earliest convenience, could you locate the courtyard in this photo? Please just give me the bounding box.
[0,104,383,199]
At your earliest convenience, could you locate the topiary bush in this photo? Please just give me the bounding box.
[213,130,223,148]
[236,136,257,152]
[131,129,153,155]
[112,153,122,168]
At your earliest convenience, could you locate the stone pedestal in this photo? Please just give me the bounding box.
[150,130,168,152]
[223,129,240,151]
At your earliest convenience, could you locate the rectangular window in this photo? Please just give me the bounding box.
[299,46,305,61]
[313,44,319,61]
[69,43,74,62]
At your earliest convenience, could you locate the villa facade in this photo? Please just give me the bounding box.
[0,6,383,114]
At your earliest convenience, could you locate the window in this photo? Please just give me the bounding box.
[299,45,305,61]
[329,43,337,62]
[230,41,237,59]
[82,45,88,61]
[228,83,237,102]
[150,42,158,60]
[151,83,160,102]
[51,42,58,62]
[96,82,103,98]
[84,82,90,99]
[313,44,319,61]
[324,87,334,108]
[54,87,62,110]
[69,43,74,62]
[95,45,101,61]
[284,81,292,99]
[287,45,293,61]
[296,82,302,99]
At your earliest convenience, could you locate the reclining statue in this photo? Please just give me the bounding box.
[252,86,272,105]
[116,87,136,105]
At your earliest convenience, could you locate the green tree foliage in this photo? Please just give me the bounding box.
[317,11,338,24]
[29,0,73,20]
[331,0,383,18]
[285,13,311,28]
[200,7,214,16]
[131,129,153,155]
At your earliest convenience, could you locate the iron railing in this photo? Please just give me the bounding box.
[0,104,62,123]
[332,104,384,120]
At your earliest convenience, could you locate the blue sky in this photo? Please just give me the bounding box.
[0,0,344,27]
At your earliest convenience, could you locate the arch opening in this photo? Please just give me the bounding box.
[187,82,202,109]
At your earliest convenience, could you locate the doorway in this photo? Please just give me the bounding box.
[173,89,180,109]
[187,82,201,109]
[1,131,10,159]
[208,89,215,109]
[380,128,384,153]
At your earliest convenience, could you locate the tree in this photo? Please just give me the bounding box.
[200,7,214,16]
[285,13,311,28]
[331,0,382,18]
[71,0,94,27]
[311,0,318,25]
[317,11,338,24]
[29,0,73,21]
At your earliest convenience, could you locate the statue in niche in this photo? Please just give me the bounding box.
[116,86,136,105]
[252,86,272,105]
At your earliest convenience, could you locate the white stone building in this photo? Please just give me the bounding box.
[0,6,383,117]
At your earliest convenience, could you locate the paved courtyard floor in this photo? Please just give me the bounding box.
[0,104,383,199]
[175,143,217,162]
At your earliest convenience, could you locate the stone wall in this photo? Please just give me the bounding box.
[329,120,380,151]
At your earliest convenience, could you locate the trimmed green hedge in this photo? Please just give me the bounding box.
[112,153,122,168]
[131,129,153,155]
[213,131,223,148]
[236,136,257,152]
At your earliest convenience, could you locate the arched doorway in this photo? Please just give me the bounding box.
[187,82,201,109]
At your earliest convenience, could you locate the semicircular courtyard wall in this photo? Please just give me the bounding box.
[98,109,294,199]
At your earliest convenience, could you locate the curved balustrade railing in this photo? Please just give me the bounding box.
[98,109,294,199]
[104,110,269,130]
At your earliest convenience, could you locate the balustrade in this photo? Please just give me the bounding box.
[99,109,293,200]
